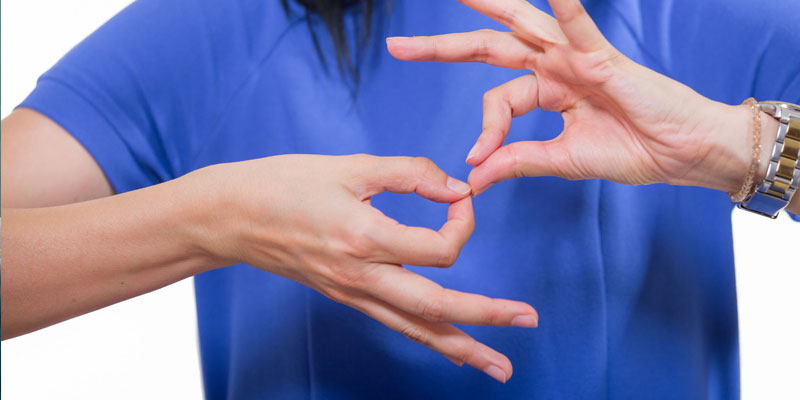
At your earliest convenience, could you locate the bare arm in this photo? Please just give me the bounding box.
[0,108,218,338]
[0,110,534,381]
[1,108,114,208]
[1,175,215,339]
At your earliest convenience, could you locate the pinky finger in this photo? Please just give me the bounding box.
[353,296,513,383]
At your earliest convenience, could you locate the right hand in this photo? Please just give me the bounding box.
[189,154,537,382]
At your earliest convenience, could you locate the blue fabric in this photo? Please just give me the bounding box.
[20,0,800,398]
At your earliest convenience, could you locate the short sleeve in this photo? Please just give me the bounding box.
[18,0,294,193]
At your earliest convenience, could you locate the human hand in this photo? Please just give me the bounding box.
[387,0,763,195]
[190,154,537,382]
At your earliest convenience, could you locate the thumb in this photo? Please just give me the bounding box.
[468,140,576,195]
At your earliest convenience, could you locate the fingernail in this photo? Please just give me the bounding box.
[445,355,464,367]
[466,141,481,163]
[511,315,538,328]
[483,365,507,383]
[446,177,471,195]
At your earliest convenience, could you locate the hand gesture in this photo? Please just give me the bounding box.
[388,0,751,195]
[195,154,538,382]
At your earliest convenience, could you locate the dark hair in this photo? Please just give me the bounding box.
[281,0,377,86]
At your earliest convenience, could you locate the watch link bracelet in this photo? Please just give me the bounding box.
[739,101,800,218]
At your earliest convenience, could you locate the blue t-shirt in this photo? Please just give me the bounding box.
[21,0,800,398]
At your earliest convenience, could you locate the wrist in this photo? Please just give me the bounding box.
[686,100,779,193]
[168,165,236,273]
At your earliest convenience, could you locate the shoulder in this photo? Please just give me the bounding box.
[21,0,305,190]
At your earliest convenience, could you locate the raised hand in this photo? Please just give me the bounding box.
[388,0,756,195]
[193,154,537,382]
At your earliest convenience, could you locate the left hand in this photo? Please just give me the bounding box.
[387,0,757,195]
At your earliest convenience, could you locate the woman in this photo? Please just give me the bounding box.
[2,0,798,398]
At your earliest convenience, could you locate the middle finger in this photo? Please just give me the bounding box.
[361,262,539,327]
[457,0,567,46]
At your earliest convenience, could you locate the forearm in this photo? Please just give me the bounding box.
[1,173,222,339]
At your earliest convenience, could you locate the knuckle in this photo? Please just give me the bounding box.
[400,324,430,346]
[482,89,498,105]
[436,244,460,267]
[499,6,518,27]
[523,51,539,71]
[449,340,477,364]
[416,293,447,322]
[414,156,436,170]
[413,156,439,178]
[472,37,491,64]
[504,144,524,179]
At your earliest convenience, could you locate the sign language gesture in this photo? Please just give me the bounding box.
[388,0,755,195]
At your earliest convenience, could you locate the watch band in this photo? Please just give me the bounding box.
[738,101,800,218]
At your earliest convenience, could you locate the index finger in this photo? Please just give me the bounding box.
[457,0,567,47]
[368,196,475,268]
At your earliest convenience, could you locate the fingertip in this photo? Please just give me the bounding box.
[386,36,418,60]
[446,176,472,196]
[510,314,538,328]
[386,36,410,46]
[482,354,513,383]
[465,141,481,165]
[467,170,491,197]
[483,365,507,383]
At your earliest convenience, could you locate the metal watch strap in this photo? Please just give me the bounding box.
[738,101,800,218]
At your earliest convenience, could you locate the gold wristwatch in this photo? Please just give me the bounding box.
[739,101,800,218]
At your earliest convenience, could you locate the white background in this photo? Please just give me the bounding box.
[1,1,798,399]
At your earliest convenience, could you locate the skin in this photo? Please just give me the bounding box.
[1,0,797,386]
[1,109,537,382]
[387,0,798,218]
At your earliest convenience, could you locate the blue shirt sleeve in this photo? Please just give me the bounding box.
[18,0,294,193]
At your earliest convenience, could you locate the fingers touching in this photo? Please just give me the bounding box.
[354,155,471,202]
[348,156,474,267]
